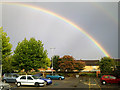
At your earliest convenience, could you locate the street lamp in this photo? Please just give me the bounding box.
[50,48,55,75]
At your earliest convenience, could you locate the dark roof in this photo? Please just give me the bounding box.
[115,59,120,61]
[79,59,120,66]
[81,60,99,66]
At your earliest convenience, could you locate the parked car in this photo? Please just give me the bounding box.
[100,75,120,85]
[0,81,11,90]
[33,75,52,85]
[46,74,65,80]
[2,73,19,83]
[33,73,52,85]
[33,73,43,77]
[15,75,45,87]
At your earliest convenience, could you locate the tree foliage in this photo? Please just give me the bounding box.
[2,55,15,73]
[58,55,85,72]
[0,27,13,73]
[52,55,60,71]
[1,27,12,59]
[99,57,115,74]
[13,37,51,72]
[74,60,85,71]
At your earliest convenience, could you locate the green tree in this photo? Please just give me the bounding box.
[99,57,115,74]
[1,27,12,59]
[52,55,60,71]
[2,55,15,73]
[13,37,51,73]
[0,27,12,73]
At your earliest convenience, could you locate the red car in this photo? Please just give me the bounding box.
[100,75,120,85]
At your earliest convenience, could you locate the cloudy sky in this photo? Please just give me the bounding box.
[1,2,118,60]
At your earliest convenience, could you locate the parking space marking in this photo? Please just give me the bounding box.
[89,78,90,90]
[94,79,101,90]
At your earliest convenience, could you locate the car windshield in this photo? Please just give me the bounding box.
[32,76,39,79]
[13,74,19,78]
[40,76,45,79]
[4,73,19,77]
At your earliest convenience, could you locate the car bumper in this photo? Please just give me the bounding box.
[39,83,45,86]
[47,81,52,85]
[0,85,11,90]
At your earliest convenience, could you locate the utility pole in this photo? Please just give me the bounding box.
[0,33,2,81]
[50,48,55,75]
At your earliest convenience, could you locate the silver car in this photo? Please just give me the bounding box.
[0,81,11,90]
[2,73,19,83]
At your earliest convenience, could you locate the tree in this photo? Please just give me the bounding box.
[13,37,51,73]
[0,27,12,73]
[99,57,115,74]
[2,55,15,73]
[74,60,85,72]
[59,55,85,72]
[52,55,60,71]
[1,27,12,59]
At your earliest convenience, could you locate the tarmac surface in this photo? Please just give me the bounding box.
[9,76,120,90]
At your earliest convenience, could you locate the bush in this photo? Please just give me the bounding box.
[79,73,96,77]
[58,73,65,76]
[87,73,96,77]
[18,72,38,75]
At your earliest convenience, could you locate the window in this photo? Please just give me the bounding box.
[110,76,116,79]
[32,76,39,79]
[104,76,109,79]
[27,76,33,80]
[20,76,26,80]
[13,74,19,78]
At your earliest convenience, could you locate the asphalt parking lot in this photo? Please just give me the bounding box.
[9,76,120,89]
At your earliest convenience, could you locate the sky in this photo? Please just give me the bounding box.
[1,1,118,60]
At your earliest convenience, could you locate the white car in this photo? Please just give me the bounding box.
[15,75,45,87]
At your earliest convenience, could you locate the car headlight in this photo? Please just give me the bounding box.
[0,86,3,89]
[47,80,51,82]
[61,77,64,78]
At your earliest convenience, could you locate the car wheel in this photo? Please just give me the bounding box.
[102,81,106,85]
[35,83,39,87]
[59,77,62,80]
[17,82,21,87]
[3,80,7,83]
[48,78,51,80]
[44,81,47,85]
[118,81,120,85]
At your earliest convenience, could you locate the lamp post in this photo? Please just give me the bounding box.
[0,59,2,81]
[50,48,55,75]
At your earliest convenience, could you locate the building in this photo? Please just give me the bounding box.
[81,60,100,72]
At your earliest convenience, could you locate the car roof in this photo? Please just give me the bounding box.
[102,75,115,77]
[4,73,18,75]
[20,75,32,76]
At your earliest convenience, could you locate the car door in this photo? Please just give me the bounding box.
[51,74,56,79]
[49,74,53,79]
[6,74,13,82]
[103,75,110,83]
[54,74,58,79]
[20,76,27,85]
[27,76,34,85]
[109,76,117,83]
[12,74,19,82]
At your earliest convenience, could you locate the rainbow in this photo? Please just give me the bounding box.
[91,2,117,24]
[1,2,110,57]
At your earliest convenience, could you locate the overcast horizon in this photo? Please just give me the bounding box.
[1,2,118,60]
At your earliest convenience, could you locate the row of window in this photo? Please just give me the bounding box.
[20,76,33,80]
[104,76,116,79]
